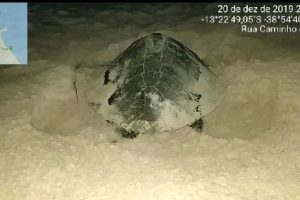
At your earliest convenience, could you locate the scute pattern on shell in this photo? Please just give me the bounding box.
[100,33,219,134]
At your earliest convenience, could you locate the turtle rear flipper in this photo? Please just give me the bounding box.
[189,118,203,132]
[119,128,139,139]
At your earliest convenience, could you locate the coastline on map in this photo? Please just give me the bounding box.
[0,27,20,64]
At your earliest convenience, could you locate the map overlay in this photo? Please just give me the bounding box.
[0,3,27,65]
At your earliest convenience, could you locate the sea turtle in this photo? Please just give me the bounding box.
[78,33,221,138]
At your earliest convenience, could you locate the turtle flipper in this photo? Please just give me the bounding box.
[189,118,203,132]
[118,128,139,139]
[105,120,139,139]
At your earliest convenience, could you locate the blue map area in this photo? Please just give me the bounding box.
[0,3,27,64]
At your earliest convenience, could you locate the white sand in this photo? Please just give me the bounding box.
[0,3,299,200]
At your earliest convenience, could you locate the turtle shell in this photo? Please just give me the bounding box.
[92,33,221,134]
